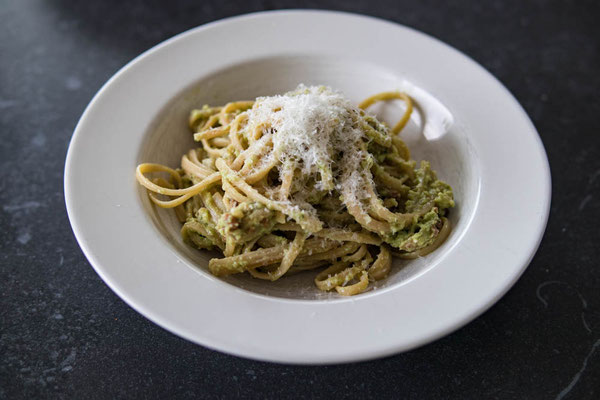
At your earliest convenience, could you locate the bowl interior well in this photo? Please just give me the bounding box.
[137,55,480,300]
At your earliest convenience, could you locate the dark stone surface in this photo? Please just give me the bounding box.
[1,0,599,398]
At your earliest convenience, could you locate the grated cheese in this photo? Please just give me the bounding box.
[246,85,376,205]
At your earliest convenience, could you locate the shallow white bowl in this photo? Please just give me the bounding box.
[65,10,551,364]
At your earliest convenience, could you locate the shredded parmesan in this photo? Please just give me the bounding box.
[246,85,374,204]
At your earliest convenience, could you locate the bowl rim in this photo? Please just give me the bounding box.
[65,9,551,364]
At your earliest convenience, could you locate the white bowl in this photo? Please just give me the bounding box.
[65,10,551,364]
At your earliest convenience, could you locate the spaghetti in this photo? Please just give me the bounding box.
[136,85,454,296]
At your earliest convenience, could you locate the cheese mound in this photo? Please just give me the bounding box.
[246,85,372,217]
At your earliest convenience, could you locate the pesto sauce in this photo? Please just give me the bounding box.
[383,161,454,251]
[216,202,278,243]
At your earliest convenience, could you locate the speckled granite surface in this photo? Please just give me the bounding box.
[1,1,599,398]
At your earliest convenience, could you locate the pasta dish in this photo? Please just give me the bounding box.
[136,85,454,296]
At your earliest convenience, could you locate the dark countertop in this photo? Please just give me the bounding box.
[1,0,599,398]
